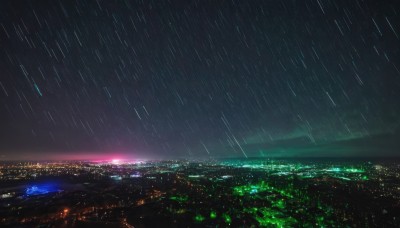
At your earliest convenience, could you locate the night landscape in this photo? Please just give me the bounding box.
[0,0,399,227]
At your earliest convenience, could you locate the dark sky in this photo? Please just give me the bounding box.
[0,0,399,160]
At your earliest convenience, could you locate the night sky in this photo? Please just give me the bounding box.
[0,0,399,160]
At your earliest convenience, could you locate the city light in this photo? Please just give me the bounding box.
[1,159,399,227]
[111,159,120,165]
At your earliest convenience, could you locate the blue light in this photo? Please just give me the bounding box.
[250,188,258,194]
[26,184,58,196]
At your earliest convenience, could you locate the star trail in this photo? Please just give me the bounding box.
[0,0,399,160]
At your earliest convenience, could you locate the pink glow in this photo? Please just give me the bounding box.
[5,151,141,162]
[55,153,132,161]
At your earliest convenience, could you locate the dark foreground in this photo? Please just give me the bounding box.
[0,158,399,227]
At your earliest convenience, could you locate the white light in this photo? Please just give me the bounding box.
[111,159,120,164]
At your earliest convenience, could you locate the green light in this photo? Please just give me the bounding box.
[344,168,364,173]
[244,207,299,227]
[326,167,341,172]
[170,195,188,203]
[210,211,217,219]
[274,199,285,209]
[194,214,205,222]
[222,213,231,224]
[326,167,364,174]
[233,181,273,196]
[254,208,296,227]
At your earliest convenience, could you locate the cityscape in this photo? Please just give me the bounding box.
[1,0,400,227]
[1,158,399,227]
